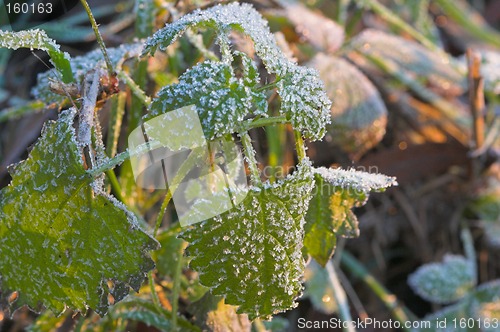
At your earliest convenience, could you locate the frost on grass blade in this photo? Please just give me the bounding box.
[0,109,158,316]
[304,167,397,266]
[180,161,315,320]
[408,255,476,304]
[146,61,266,140]
[32,43,143,106]
[0,29,73,83]
[143,2,331,140]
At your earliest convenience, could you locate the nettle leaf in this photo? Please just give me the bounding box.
[0,109,157,316]
[32,43,143,106]
[408,255,476,304]
[309,54,388,159]
[146,60,266,140]
[143,2,331,141]
[180,162,315,320]
[0,29,73,83]
[304,167,397,266]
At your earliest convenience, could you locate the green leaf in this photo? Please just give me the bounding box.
[0,29,73,83]
[408,255,476,304]
[309,54,388,159]
[304,167,397,266]
[180,161,315,320]
[0,109,158,316]
[146,60,266,140]
[143,2,331,140]
[415,300,469,332]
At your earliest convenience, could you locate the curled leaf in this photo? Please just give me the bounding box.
[309,53,388,159]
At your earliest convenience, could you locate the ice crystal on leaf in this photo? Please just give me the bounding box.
[408,255,476,304]
[0,109,157,316]
[146,60,266,140]
[0,29,73,83]
[180,161,315,320]
[143,2,331,140]
[304,167,397,266]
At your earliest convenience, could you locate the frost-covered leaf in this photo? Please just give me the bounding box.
[304,260,338,314]
[304,167,397,266]
[309,54,388,159]
[143,3,331,140]
[181,162,315,320]
[0,29,73,83]
[146,61,266,140]
[282,2,345,53]
[349,29,465,94]
[408,255,476,304]
[414,301,469,332]
[0,109,157,316]
[32,43,143,106]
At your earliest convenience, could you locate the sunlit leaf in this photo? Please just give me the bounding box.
[181,161,315,320]
[0,109,157,316]
[304,167,397,266]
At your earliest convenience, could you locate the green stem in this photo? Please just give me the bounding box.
[256,80,280,92]
[240,131,261,185]
[0,100,46,123]
[117,70,152,106]
[363,52,471,133]
[171,243,184,332]
[154,150,200,236]
[435,0,500,48]
[326,261,355,332]
[356,0,438,52]
[148,271,163,315]
[341,251,416,328]
[79,0,114,75]
[337,0,351,26]
[294,130,306,161]
[106,169,125,202]
[89,116,289,177]
[461,225,477,285]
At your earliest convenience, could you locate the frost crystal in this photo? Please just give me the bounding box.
[304,167,397,266]
[146,61,266,140]
[143,2,331,140]
[181,161,314,320]
[313,166,397,193]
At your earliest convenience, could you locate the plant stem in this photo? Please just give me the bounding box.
[89,116,289,178]
[435,0,500,48]
[0,100,46,123]
[79,0,114,75]
[294,130,306,161]
[148,271,163,314]
[326,261,356,332]
[171,243,184,332]
[117,70,152,106]
[154,149,200,236]
[106,169,125,202]
[240,131,261,185]
[256,80,280,92]
[341,251,416,329]
[461,225,477,285]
